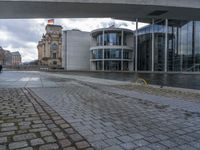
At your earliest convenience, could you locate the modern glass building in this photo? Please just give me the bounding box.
[90,20,200,72]
[136,19,200,72]
[90,27,134,71]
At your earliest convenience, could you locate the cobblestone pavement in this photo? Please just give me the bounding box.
[1,71,200,150]
[0,88,94,150]
[32,81,200,150]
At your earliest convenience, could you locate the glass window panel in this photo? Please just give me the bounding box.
[137,24,152,71]
[104,49,121,59]
[195,21,200,71]
[104,61,121,71]
[92,49,103,59]
[95,61,103,70]
[96,34,103,46]
[104,33,121,46]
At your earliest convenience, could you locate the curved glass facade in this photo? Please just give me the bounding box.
[94,30,131,46]
[104,33,121,46]
[95,32,122,46]
[104,49,121,59]
[96,34,103,46]
[91,48,133,71]
[91,49,103,59]
[91,28,134,71]
[137,19,200,72]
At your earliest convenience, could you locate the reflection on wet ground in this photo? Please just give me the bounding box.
[0,71,199,90]
[58,72,200,90]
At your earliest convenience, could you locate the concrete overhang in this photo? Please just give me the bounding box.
[1,0,200,22]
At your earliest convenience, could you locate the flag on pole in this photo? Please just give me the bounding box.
[48,19,54,25]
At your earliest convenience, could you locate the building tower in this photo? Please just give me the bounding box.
[37,24,62,68]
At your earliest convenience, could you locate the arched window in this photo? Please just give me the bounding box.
[50,43,58,59]
[51,43,58,51]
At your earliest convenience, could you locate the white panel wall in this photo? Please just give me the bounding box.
[62,30,90,71]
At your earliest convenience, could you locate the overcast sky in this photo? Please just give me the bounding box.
[0,18,148,62]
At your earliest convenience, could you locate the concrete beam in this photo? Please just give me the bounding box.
[0,0,200,21]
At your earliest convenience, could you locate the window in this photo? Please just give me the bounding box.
[104,49,121,59]
[53,61,57,65]
[104,33,121,46]
[53,53,56,59]
[92,49,103,59]
[51,43,58,51]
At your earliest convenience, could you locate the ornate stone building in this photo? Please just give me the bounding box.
[37,24,62,68]
[0,46,21,65]
[11,51,21,65]
[0,47,4,65]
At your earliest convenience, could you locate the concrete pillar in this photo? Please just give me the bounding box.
[121,49,124,71]
[179,28,183,72]
[121,30,124,46]
[151,19,155,72]
[102,30,105,71]
[164,19,168,72]
[121,30,124,71]
[135,19,138,72]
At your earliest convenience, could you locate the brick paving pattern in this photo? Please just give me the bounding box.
[32,82,200,150]
[113,84,200,103]
[0,88,94,150]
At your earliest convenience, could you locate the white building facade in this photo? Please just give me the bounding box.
[90,28,134,71]
[62,30,90,71]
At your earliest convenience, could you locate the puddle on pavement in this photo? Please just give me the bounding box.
[19,77,40,81]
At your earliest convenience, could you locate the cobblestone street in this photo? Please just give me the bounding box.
[1,71,200,150]
[0,88,93,150]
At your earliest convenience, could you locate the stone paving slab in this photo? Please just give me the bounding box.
[97,85,200,113]
[0,88,94,150]
[31,81,200,150]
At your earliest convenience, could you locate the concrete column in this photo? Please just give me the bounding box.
[102,30,105,46]
[121,49,124,71]
[102,30,105,71]
[164,19,168,72]
[180,28,183,72]
[121,30,124,46]
[121,30,124,71]
[151,19,155,72]
[135,19,138,72]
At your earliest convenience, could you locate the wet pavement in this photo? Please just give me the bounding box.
[57,71,200,90]
[1,71,199,89]
[0,71,200,150]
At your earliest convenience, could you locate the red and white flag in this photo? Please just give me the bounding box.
[48,19,54,25]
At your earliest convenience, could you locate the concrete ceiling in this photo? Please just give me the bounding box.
[1,0,200,22]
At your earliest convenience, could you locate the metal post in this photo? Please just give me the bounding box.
[151,19,155,72]
[164,19,168,72]
[135,19,138,72]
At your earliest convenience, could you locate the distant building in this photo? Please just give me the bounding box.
[0,47,21,66]
[11,51,21,65]
[0,47,4,65]
[37,24,62,68]
[62,30,90,71]
[4,51,12,65]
